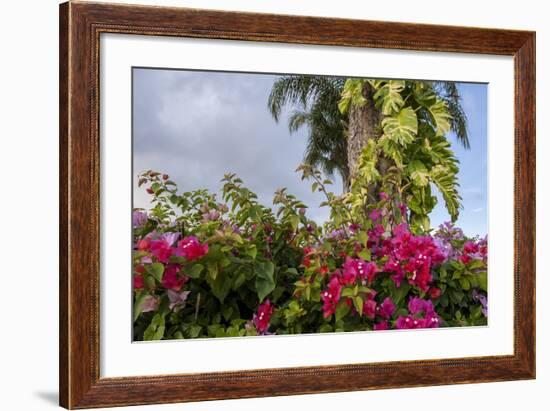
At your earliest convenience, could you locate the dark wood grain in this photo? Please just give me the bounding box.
[59,1,536,408]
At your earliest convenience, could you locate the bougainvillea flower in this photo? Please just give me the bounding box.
[408,297,433,315]
[459,254,472,264]
[463,240,479,254]
[424,310,442,328]
[472,289,488,317]
[167,289,191,312]
[133,275,144,290]
[429,287,442,299]
[174,236,209,261]
[341,258,358,285]
[253,299,274,334]
[150,239,173,263]
[379,192,390,201]
[395,315,415,329]
[161,264,187,291]
[363,299,377,319]
[141,295,159,313]
[369,208,382,221]
[374,321,389,330]
[132,210,148,228]
[321,275,342,318]
[137,237,151,251]
[160,232,180,246]
[379,297,396,319]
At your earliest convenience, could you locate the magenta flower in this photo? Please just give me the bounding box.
[174,236,209,261]
[150,239,173,263]
[374,321,389,330]
[363,299,377,319]
[379,297,396,319]
[253,300,274,334]
[424,310,442,328]
[369,208,382,221]
[133,275,144,290]
[161,264,187,291]
[379,192,390,201]
[408,297,433,315]
[321,275,342,318]
[396,315,415,329]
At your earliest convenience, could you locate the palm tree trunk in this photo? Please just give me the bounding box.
[347,83,383,184]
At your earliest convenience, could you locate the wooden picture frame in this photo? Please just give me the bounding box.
[59,1,535,408]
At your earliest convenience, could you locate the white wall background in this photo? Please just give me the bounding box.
[0,0,546,410]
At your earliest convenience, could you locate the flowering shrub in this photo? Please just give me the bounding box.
[133,169,487,341]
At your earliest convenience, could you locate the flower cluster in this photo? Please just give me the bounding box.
[395,297,441,329]
[252,300,275,335]
[370,223,446,292]
[132,170,488,341]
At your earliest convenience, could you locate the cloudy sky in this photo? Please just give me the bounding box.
[133,68,487,237]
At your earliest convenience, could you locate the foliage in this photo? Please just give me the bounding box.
[339,79,463,228]
[132,168,487,341]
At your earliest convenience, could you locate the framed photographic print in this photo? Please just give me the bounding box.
[59,1,535,408]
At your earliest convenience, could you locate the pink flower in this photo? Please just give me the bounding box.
[424,310,442,328]
[141,295,159,313]
[379,297,396,319]
[408,297,433,315]
[133,275,144,289]
[167,289,191,312]
[161,264,187,291]
[463,240,479,254]
[396,315,415,329]
[369,209,382,221]
[137,237,151,251]
[174,236,209,261]
[379,192,390,201]
[160,232,180,246]
[343,257,379,285]
[429,287,441,299]
[374,321,389,330]
[321,275,342,318]
[253,300,274,334]
[363,299,377,319]
[150,239,172,263]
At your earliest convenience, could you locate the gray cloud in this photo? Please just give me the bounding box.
[133,68,343,222]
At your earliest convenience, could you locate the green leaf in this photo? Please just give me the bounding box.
[133,293,148,322]
[407,160,430,187]
[477,271,488,292]
[426,99,452,136]
[206,272,232,303]
[357,249,371,261]
[412,85,437,107]
[381,107,418,146]
[459,277,471,291]
[353,296,363,316]
[207,260,218,280]
[143,313,165,341]
[245,245,257,259]
[335,301,351,321]
[430,165,461,222]
[373,80,405,115]
[391,282,411,305]
[255,261,276,301]
[341,288,354,298]
[149,263,164,282]
[289,215,300,231]
[186,263,204,279]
